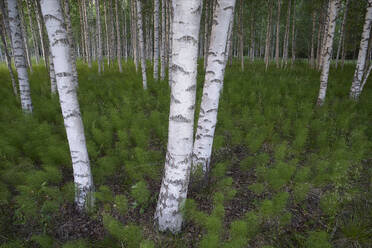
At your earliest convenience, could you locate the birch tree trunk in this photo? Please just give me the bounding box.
[109,0,116,64]
[96,0,103,74]
[34,0,48,68]
[316,0,340,106]
[122,3,128,62]
[203,0,209,70]
[239,0,244,71]
[264,0,273,70]
[153,0,159,80]
[291,0,296,65]
[310,10,316,68]
[63,0,78,87]
[282,0,291,67]
[26,0,40,64]
[82,0,91,68]
[7,0,33,112]
[49,53,57,94]
[349,0,372,100]
[193,0,236,174]
[104,0,110,67]
[18,1,32,72]
[154,0,202,233]
[40,0,94,211]
[250,11,255,62]
[0,16,17,96]
[275,0,281,68]
[115,0,122,72]
[160,0,166,80]
[319,1,330,70]
[136,0,147,89]
[335,0,349,69]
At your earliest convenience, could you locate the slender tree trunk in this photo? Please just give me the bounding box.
[155,0,202,233]
[0,16,17,96]
[310,10,316,68]
[317,0,340,106]
[319,1,330,70]
[115,0,122,72]
[18,1,32,72]
[26,0,40,64]
[335,0,349,68]
[349,0,372,100]
[282,0,291,67]
[82,0,91,67]
[34,0,48,68]
[238,0,244,71]
[291,0,296,65]
[160,0,166,79]
[136,0,147,89]
[122,3,128,62]
[153,0,159,80]
[109,0,115,63]
[49,53,57,94]
[96,0,103,74]
[193,0,236,174]
[40,0,94,211]
[203,0,209,70]
[104,0,110,67]
[7,0,33,112]
[275,0,281,68]
[78,0,85,60]
[250,10,255,62]
[63,0,78,86]
[168,0,173,85]
[265,0,273,70]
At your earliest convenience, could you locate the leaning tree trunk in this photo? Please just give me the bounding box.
[154,0,202,233]
[153,0,159,80]
[319,1,330,70]
[7,0,33,112]
[349,0,372,100]
[0,16,17,97]
[96,0,103,74]
[317,0,340,106]
[335,0,350,69]
[136,0,147,89]
[193,0,236,174]
[115,0,122,72]
[40,0,94,211]
[26,0,40,64]
[275,0,281,68]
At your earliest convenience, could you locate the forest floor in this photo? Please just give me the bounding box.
[0,60,371,248]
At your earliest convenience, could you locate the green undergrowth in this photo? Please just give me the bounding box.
[0,60,371,247]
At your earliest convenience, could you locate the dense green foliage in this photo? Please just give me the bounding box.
[0,60,371,247]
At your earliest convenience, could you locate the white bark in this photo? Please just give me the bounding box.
[7,0,33,112]
[136,0,147,89]
[115,0,122,72]
[153,0,159,80]
[49,53,57,94]
[155,0,202,233]
[335,0,349,69]
[282,0,291,67]
[160,0,166,80]
[193,0,236,174]
[349,0,372,100]
[291,0,296,65]
[40,0,94,210]
[275,0,281,68]
[317,0,340,106]
[310,11,316,68]
[0,17,17,97]
[96,0,103,74]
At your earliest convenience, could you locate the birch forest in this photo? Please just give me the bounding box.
[0,0,372,247]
